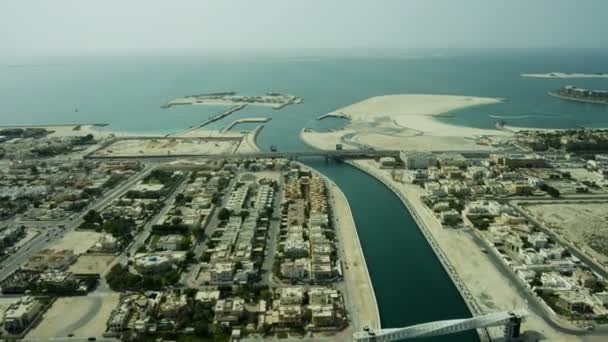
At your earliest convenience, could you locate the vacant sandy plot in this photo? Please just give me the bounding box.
[93,138,240,157]
[50,231,103,255]
[27,294,119,339]
[69,255,116,274]
[524,202,608,265]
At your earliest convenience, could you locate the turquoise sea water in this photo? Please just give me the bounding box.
[2,49,608,340]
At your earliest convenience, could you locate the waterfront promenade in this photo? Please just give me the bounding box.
[348,160,581,342]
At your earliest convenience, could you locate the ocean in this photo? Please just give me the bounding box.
[2,49,608,341]
[2,49,608,151]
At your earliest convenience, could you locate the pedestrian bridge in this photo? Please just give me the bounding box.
[354,310,528,341]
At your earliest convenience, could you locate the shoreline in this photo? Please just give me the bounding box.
[301,94,511,152]
[301,163,381,332]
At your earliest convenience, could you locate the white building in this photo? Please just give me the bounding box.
[401,151,437,170]
[226,185,250,211]
[4,296,42,332]
[281,258,310,279]
[210,262,235,283]
[528,232,549,249]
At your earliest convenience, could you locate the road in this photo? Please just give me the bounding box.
[106,171,191,272]
[0,164,156,283]
[260,177,284,287]
[509,201,608,281]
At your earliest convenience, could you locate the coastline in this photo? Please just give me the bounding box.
[301,163,381,332]
[347,159,585,341]
[301,94,511,152]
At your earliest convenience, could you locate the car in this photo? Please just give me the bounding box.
[87,338,97,341]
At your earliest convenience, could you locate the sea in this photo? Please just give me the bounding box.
[2,49,608,341]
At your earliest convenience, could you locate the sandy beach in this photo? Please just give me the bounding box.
[350,159,586,341]
[301,94,511,152]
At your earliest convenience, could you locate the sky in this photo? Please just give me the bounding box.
[1,0,607,57]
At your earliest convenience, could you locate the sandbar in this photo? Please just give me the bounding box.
[302,94,511,152]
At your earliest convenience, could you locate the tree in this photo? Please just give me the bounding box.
[83,210,103,225]
[218,208,231,221]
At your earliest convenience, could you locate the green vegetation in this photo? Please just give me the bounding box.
[217,208,231,221]
[105,264,180,291]
[106,264,142,291]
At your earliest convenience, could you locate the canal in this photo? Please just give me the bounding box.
[305,159,479,341]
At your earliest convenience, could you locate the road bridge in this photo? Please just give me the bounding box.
[354,310,528,341]
[84,149,401,161]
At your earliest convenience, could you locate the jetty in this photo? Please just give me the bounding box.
[221,117,270,132]
[166,104,247,137]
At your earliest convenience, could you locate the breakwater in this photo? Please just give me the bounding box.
[166,104,247,137]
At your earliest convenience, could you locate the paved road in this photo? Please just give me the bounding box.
[260,177,284,287]
[107,171,191,272]
[0,164,156,283]
[510,201,608,280]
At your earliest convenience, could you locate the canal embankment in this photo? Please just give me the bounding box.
[301,163,381,332]
[348,159,585,342]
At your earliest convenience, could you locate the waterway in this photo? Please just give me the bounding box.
[2,49,608,341]
[306,158,478,341]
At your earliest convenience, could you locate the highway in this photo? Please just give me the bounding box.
[0,164,156,283]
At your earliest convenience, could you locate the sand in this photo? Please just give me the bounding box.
[301,94,511,152]
[50,231,103,255]
[69,255,117,274]
[350,159,583,341]
[92,137,241,157]
[27,293,119,339]
[522,202,608,266]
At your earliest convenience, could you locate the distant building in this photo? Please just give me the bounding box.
[378,157,397,168]
[400,151,437,170]
[490,153,546,168]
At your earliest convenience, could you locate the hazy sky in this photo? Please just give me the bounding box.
[2,0,607,57]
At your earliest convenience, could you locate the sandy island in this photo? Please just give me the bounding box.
[302,94,511,151]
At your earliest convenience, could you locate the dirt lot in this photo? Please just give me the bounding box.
[50,231,103,254]
[93,137,241,157]
[69,255,116,274]
[27,294,119,339]
[523,202,608,265]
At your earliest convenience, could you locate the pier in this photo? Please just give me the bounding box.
[221,117,270,132]
[166,104,247,137]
